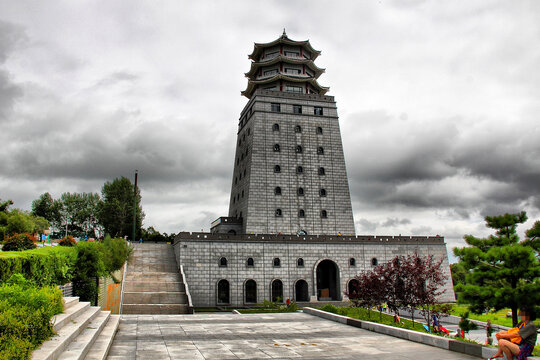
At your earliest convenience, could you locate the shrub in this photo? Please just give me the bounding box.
[72,242,106,305]
[2,233,37,251]
[0,246,77,286]
[101,236,131,274]
[0,274,63,360]
[58,236,76,247]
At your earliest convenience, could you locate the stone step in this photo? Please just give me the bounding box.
[122,304,190,314]
[125,264,178,272]
[123,291,188,304]
[57,311,110,360]
[83,315,120,360]
[124,281,185,292]
[63,297,79,311]
[53,301,90,332]
[125,272,181,282]
[31,306,101,360]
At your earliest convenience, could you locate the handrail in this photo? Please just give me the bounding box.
[179,265,193,312]
[118,246,130,315]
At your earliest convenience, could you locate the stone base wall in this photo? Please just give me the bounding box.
[173,233,455,307]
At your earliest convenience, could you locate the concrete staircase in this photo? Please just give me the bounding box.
[31,297,119,360]
[121,243,191,314]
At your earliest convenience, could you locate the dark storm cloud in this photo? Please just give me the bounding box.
[0,20,25,121]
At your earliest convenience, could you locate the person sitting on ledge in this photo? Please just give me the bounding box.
[489,307,537,360]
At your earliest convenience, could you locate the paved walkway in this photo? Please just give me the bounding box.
[107,312,479,359]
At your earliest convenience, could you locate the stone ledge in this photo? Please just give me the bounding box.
[303,307,539,359]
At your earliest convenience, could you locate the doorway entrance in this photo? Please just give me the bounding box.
[316,260,340,301]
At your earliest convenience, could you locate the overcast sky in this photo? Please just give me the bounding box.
[1,1,539,259]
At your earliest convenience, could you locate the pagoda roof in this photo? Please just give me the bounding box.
[248,31,321,61]
[241,73,329,98]
[244,55,325,79]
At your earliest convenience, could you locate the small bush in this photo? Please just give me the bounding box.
[72,242,106,305]
[0,274,63,360]
[2,233,37,251]
[58,236,76,247]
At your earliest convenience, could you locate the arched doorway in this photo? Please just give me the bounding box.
[271,279,283,302]
[316,259,340,301]
[217,279,230,304]
[295,279,309,302]
[245,279,257,304]
[347,279,360,299]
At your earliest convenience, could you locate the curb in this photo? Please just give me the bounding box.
[303,307,539,359]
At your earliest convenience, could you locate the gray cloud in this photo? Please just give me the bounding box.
[0,1,539,241]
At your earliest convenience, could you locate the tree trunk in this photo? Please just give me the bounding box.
[511,304,518,327]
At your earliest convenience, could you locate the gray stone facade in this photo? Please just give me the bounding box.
[173,233,455,307]
[228,90,355,236]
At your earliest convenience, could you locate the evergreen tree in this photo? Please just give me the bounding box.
[98,177,143,240]
[454,212,540,326]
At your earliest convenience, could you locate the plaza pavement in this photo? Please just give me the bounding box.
[107,312,479,360]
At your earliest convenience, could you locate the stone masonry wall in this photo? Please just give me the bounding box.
[173,233,455,307]
[228,90,355,236]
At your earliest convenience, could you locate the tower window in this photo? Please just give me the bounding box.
[293,105,302,114]
[244,169,246,176]
[235,177,238,184]
[318,167,325,175]
[274,144,280,152]
[271,103,281,112]
[219,257,228,267]
[314,106,323,116]
[295,125,302,133]
[321,210,328,218]
[275,209,282,217]
[319,188,327,197]
[274,187,282,195]
[317,147,324,155]
[296,166,304,174]
[298,209,305,218]
[241,190,244,198]
[273,123,280,131]
[273,258,281,267]
[286,86,303,93]
[349,258,356,266]
[247,128,251,135]
[247,257,254,267]
[296,145,303,153]
[297,187,304,196]
[371,258,378,266]
[297,258,304,267]
[316,126,323,135]
[274,165,281,173]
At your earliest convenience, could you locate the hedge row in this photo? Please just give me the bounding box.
[0,274,63,360]
[0,246,77,286]
[0,237,130,287]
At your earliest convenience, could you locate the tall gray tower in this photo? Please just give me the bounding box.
[226,31,355,236]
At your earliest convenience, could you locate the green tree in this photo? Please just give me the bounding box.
[59,192,102,238]
[450,262,468,288]
[98,177,143,240]
[31,192,62,231]
[454,212,540,326]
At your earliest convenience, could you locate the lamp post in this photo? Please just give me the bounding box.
[132,170,138,242]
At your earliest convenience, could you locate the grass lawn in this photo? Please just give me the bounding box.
[449,303,540,329]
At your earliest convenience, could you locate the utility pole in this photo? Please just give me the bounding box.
[132,170,138,242]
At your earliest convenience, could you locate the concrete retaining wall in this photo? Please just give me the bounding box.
[303,307,539,359]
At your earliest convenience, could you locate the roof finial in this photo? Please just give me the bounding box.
[282,28,287,37]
